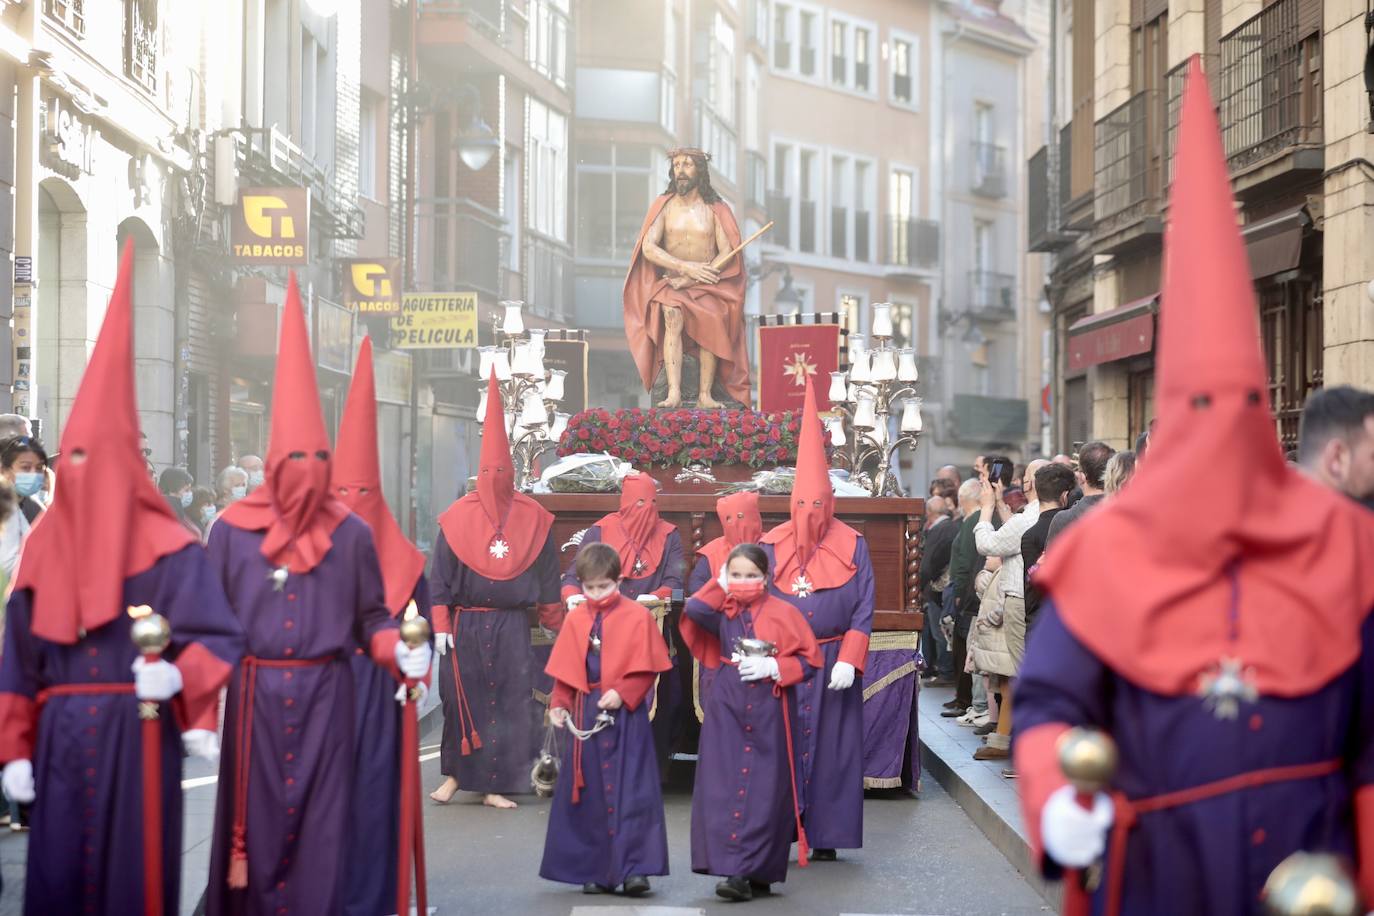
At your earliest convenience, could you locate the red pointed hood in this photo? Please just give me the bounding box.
[437,371,553,579]
[763,379,857,594]
[697,491,764,578]
[16,240,197,644]
[1036,57,1374,697]
[332,336,425,614]
[597,472,676,577]
[220,273,349,572]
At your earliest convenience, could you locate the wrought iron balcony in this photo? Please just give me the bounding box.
[886,217,939,273]
[419,198,507,297]
[1093,91,1164,248]
[1218,0,1322,174]
[235,126,366,240]
[420,0,505,33]
[1029,122,1076,252]
[124,0,158,92]
[44,0,85,37]
[969,270,1016,320]
[971,142,1007,198]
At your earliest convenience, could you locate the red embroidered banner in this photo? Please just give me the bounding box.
[756,324,841,413]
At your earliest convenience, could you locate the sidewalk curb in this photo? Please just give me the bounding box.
[917,695,1061,908]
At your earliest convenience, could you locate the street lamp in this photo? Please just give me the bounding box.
[455,85,499,172]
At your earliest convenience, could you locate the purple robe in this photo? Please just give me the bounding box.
[0,545,244,916]
[341,576,431,916]
[431,528,561,794]
[205,515,398,916]
[764,537,874,850]
[562,525,685,758]
[685,599,814,884]
[538,617,669,886]
[1015,600,1374,915]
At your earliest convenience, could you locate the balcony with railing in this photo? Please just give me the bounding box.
[746,152,767,210]
[124,0,158,92]
[971,142,1007,198]
[1217,0,1322,187]
[418,198,508,297]
[1029,122,1076,251]
[767,191,791,246]
[1093,91,1164,252]
[886,216,940,274]
[236,126,366,240]
[420,0,505,33]
[969,271,1016,321]
[44,0,85,37]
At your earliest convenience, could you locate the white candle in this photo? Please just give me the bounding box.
[853,391,877,428]
[848,333,866,362]
[492,349,512,381]
[849,348,872,383]
[870,302,894,339]
[870,347,897,382]
[519,390,548,428]
[501,301,525,335]
[477,346,497,380]
[901,397,923,433]
[511,342,536,377]
[826,416,847,446]
[897,348,919,383]
[827,371,848,404]
[546,369,567,402]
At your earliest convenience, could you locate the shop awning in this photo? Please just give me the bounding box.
[1066,295,1158,372]
[1243,206,1309,280]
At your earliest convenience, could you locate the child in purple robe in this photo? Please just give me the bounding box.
[682,543,822,901]
[540,542,673,895]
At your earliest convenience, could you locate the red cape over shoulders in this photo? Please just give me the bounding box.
[546,595,673,694]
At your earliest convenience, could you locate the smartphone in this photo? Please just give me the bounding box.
[988,460,1006,484]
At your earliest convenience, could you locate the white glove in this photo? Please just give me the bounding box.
[828,661,856,691]
[182,729,221,764]
[636,593,659,605]
[433,632,453,657]
[132,657,184,701]
[1041,784,1114,868]
[2,759,34,804]
[717,565,729,591]
[737,656,780,682]
[566,593,587,611]
[394,682,429,706]
[394,640,434,679]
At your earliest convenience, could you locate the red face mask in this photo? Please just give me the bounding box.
[726,580,767,604]
[587,591,620,611]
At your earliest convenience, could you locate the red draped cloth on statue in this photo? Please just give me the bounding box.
[622,194,751,405]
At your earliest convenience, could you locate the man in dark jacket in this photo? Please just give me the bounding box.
[1020,463,1076,632]
[941,471,1000,715]
[919,495,959,685]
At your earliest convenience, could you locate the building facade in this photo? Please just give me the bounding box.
[1031,0,1370,455]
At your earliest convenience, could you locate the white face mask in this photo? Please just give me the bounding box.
[200,505,217,524]
[247,470,264,489]
[230,485,247,501]
[179,490,194,508]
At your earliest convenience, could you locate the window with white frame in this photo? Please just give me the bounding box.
[709,12,736,124]
[890,32,917,106]
[890,300,916,349]
[773,2,793,70]
[973,219,993,275]
[888,167,917,264]
[528,0,569,88]
[528,99,568,242]
[830,19,848,86]
[830,154,850,259]
[799,10,818,77]
[358,93,379,200]
[854,159,873,262]
[744,55,760,151]
[576,143,657,260]
[799,148,819,253]
[854,27,872,92]
[750,0,768,44]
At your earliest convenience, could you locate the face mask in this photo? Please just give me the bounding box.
[230,486,247,501]
[13,472,43,498]
[180,490,194,508]
[201,505,217,524]
[726,580,767,603]
[247,470,265,489]
[587,591,620,611]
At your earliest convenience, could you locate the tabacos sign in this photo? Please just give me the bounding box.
[231,187,310,264]
[342,258,402,315]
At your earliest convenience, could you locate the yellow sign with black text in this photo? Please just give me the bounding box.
[342,258,402,315]
[390,292,479,349]
[231,187,310,265]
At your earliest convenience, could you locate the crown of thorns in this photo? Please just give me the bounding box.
[667,148,712,161]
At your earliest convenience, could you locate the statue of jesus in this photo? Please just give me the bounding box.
[623,148,751,408]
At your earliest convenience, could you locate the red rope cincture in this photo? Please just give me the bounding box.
[1096,757,1342,916]
[447,607,492,755]
[227,654,335,890]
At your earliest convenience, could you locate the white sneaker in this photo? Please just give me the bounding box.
[969,712,993,728]
[956,708,979,725]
